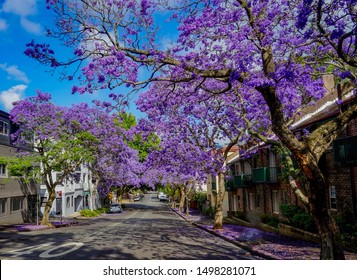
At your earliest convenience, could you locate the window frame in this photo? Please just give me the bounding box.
[0,120,9,136]
[248,192,255,210]
[272,190,280,214]
[329,186,337,210]
[0,164,7,178]
[11,196,24,213]
[0,198,7,215]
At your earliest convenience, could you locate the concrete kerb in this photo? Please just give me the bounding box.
[170,207,278,260]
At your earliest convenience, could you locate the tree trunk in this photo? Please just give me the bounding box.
[308,177,345,259]
[259,84,346,259]
[213,172,226,230]
[185,186,189,216]
[41,187,56,226]
[179,186,185,212]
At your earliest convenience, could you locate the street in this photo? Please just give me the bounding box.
[0,194,259,260]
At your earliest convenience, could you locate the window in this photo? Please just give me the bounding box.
[0,198,7,215]
[234,164,240,175]
[21,132,34,144]
[66,197,71,208]
[256,193,260,209]
[249,193,255,210]
[233,195,237,211]
[237,195,242,210]
[11,197,24,212]
[229,164,235,175]
[252,156,258,168]
[0,164,7,177]
[282,190,288,204]
[240,161,245,173]
[0,120,9,135]
[272,191,279,213]
[329,186,337,210]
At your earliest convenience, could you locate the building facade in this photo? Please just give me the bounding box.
[225,144,283,223]
[40,164,102,217]
[224,77,357,226]
[0,110,38,225]
[206,146,239,218]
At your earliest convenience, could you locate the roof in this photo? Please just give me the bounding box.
[291,76,354,130]
[227,75,355,164]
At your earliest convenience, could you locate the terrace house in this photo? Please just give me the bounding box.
[224,75,357,226]
[206,145,239,218]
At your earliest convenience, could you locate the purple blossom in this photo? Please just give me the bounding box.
[339,71,352,80]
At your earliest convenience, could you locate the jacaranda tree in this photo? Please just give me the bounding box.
[9,92,97,225]
[9,92,141,225]
[137,83,249,229]
[27,0,357,259]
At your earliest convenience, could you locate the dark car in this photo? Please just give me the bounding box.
[108,203,122,213]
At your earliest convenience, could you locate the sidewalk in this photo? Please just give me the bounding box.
[172,208,357,260]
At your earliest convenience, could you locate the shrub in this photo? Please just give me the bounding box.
[80,209,97,217]
[80,208,108,217]
[203,206,216,217]
[291,212,315,232]
[95,208,107,215]
[280,204,302,223]
[193,192,208,211]
[280,204,316,232]
[234,211,246,221]
[336,214,357,242]
[260,214,279,228]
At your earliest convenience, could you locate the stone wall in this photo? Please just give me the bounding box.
[278,223,320,243]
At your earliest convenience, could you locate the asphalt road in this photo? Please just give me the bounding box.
[0,194,260,260]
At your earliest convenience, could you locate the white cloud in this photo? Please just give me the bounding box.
[0,84,27,111]
[0,18,9,31]
[159,36,175,51]
[1,0,42,35]
[0,64,30,84]
[20,16,42,35]
[1,0,38,17]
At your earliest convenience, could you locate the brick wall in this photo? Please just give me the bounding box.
[347,118,357,136]
[347,119,357,219]
[324,150,354,216]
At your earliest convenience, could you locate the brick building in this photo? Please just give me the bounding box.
[226,143,283,223]
[225,77,357,225]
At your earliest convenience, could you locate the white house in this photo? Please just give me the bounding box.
[40,164,102,217]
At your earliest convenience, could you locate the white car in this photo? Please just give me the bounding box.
[158,192,167,201]
[108,203,122,213]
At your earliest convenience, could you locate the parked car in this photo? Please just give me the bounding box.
[133,195,140,201]
[158,192,167,201]
[108,203,122,213]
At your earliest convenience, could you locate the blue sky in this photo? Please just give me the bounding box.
[0,0,177,118]
[0,0,99,112]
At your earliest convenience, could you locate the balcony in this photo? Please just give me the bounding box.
[225,179,237,191]
[252,167,280,183]
[234,174,253,187]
